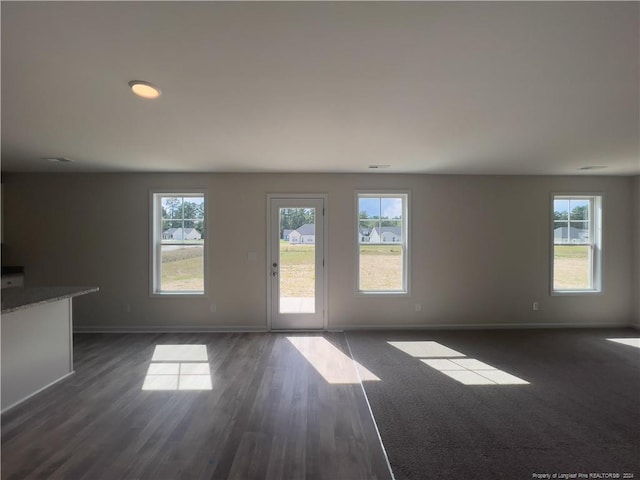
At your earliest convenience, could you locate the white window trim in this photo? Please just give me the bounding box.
[355,190,410,296]
[550,192,603,296]
[150,190,208,297]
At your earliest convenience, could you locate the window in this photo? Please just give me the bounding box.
[357,193,409,294]
[552,194,602,293]
[151,192,206,295]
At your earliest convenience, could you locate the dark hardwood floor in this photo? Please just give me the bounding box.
[1,332,392,480]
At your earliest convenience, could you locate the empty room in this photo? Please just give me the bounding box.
[1,2,639,479]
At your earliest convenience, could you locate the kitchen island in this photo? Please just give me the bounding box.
[1,286,98,412]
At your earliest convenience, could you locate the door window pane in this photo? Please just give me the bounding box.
[279,208,315,313]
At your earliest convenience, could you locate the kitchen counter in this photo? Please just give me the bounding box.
[1,266,24,276]
[1,286,98,412]
[1,286,99,314]
[1,266,25,290]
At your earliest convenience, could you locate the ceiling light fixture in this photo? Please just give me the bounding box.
[42,157,73,163]
[579,165,608,170]
[128,80,161,99]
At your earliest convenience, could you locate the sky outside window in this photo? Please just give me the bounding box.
[359,197,403,219]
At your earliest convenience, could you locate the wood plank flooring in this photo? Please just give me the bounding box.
[1,333,392,480]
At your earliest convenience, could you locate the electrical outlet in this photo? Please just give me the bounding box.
[532,301,539,311]
[124,304,130,313]
[210,303,217,313]
[415,303,422,312]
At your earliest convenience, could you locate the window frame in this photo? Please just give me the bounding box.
[150,190,208,297]
[550,193,603,295]
[355,191,410,296]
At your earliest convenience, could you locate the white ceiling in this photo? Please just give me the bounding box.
[2,2,638,175]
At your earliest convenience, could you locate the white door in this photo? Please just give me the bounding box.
[268,196,325,330]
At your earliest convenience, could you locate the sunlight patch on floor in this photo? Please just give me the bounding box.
[607,338,640,349]
[151,344,208,362]
[389,341,529,386]
[421,357,529,385]
[288,336,380,384]
[143,345,212,391]
[388,341,465,358]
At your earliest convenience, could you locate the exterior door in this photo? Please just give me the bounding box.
[268,196,325,330]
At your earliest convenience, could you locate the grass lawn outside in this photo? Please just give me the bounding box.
[278,241,404,295]
[358,245,403,291]
[160,242,586,296]
[161,246,204,291]
[553,245,590,289]
[160,241,406,295]
[279,242,316,297]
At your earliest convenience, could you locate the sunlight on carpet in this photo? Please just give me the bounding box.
[387,341,465,358]
[390,341,529,385]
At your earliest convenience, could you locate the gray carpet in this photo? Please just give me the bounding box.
[346,328,640,480]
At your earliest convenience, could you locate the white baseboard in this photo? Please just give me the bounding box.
[332,321,632,331]
[73,321,634,333]
[74,325,267,333]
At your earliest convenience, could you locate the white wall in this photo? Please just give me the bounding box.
[2,173,635,330]
[633,175,640,328]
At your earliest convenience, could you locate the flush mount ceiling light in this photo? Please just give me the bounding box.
[128,80,161,99]
[579,165,608,170]
[42,157,73,163]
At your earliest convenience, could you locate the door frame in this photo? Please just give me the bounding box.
[266,193,329,331]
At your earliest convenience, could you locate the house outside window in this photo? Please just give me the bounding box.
[356,192,409,294]
[151,192,206,295]
[552,194,602,294]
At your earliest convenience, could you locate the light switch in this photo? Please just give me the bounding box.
[247,252,257,261]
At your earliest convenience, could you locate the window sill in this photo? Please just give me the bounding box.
[151,292,206,298]
[551,289,602,296]
[356,291,409,297]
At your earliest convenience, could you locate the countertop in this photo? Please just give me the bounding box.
[1,286,99,314]
[1,266,24,276]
